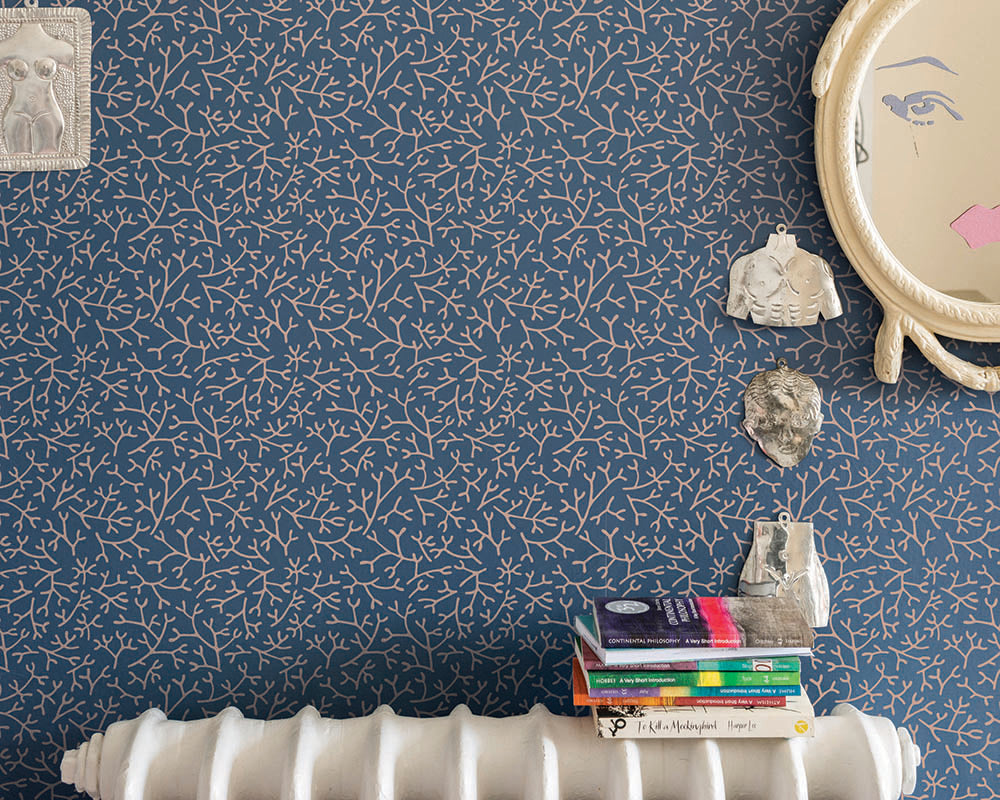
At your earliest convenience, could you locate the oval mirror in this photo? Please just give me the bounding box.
[814,0,1000,391]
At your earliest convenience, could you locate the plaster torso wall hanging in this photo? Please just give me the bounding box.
[742,359,823,468]
[727,225,842,326]
[0,0,90,171]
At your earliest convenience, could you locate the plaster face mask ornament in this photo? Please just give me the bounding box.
[739,511,830,628]
[0,0,90,171]
[742,359,823,468]
[726,224,843,327]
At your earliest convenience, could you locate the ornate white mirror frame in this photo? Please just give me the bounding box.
[814,0,1000,392]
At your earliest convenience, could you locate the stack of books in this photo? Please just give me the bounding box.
[572,596,817,739]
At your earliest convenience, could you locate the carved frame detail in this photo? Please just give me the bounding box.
[813,0,1000,392]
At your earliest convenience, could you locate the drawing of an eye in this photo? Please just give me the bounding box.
[881,91,964,126]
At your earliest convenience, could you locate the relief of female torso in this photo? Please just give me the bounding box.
[0,23,73,155]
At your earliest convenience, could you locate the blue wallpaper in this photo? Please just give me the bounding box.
[1,1,997,796]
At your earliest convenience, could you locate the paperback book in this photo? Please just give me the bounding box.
[581,664,800,689]
[593,691,815,739]
[593,596,815,649]
[572,661,788,707]
[575,615,812,666]
[586,684,799,698]
[574,637,801,673]
[591,685,799,697]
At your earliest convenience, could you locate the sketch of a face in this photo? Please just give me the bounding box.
[879,56,963,126]
[881,89,962,127]
[866,0,1000,303]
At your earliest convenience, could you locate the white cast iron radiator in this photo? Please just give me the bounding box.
[61,703,920,800]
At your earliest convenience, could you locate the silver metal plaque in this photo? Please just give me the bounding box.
[742,358,823,468]
[727,224,843,327]
[739,511,830,628]
[0,5,90,171]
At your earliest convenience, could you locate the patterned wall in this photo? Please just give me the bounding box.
[0,0,997,796]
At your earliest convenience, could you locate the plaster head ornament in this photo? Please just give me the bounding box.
[742,359,823,468]
[726,224,842,327]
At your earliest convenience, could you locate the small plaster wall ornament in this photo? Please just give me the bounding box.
[743,358,823,468]
[0,0,90,171]
[727,224,842,326]
[739,511,830,628]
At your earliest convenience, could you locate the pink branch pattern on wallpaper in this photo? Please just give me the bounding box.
[0,0,997,797]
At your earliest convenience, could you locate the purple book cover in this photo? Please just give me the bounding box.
[587,684,801,698]
[592,597,814,649]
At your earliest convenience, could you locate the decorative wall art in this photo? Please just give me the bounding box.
[742,360,823,468]
[726,224,842,326]
[0,1,90,171]
[739,512,830,628]
[815,0,1000,388]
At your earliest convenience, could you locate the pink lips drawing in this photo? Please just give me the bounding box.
[951,204,1000,249]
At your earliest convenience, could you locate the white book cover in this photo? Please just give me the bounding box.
[592,691,815,739]
[574,615,811,666]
